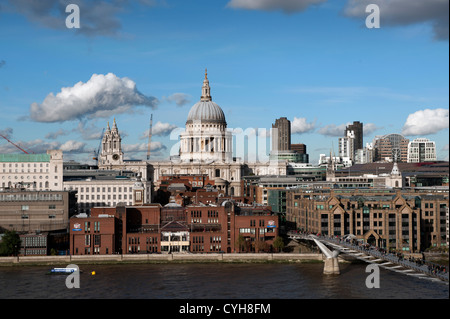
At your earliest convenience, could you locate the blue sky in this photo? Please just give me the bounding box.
[0,0,448,164]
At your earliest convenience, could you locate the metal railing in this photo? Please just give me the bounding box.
[288,231,448,282]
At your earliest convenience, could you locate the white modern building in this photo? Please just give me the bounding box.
[63,171,151,214]
[407,138,437,163]
[339,130,355,161]
[354,143,375,164]
[0,150,63,191]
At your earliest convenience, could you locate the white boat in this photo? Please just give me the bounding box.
[48,267,80,274]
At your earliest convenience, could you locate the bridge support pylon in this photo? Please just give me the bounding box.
[323,257,340,275]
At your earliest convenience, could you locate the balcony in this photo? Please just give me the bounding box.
[190,223,222,232]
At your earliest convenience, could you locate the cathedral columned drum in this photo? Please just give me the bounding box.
[179,69,233,163]
[99,70,287,198]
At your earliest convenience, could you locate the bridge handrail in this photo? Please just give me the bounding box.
[288,231,448,281]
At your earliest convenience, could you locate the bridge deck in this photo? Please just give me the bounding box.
[288,232,448,284]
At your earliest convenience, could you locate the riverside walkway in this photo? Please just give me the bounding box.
[288,231,448,284]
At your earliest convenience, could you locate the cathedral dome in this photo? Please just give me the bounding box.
[186,69,226,125]
[186,100,226,124]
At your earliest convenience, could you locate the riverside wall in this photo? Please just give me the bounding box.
[0,253,323,266]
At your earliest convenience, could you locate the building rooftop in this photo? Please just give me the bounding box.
[0,153,50,162]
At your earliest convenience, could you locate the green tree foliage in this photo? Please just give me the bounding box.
[0,230,21,256]
[272,236,285,253]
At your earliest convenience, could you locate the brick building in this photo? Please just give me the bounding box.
[69,201,279,255]
[286,188,448,252]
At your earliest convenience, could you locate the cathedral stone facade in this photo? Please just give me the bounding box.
[99,70,287,199]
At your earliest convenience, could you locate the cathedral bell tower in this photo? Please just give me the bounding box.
[99,118,124,167]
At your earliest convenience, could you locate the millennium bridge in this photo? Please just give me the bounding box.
[287,231,448,284]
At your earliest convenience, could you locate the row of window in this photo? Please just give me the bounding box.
[0,193,63,201]
[249,219,266,227]
[2,163,50,167]
[79,194,130,200]
[76,186,133,193]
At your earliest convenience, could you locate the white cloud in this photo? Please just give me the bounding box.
[122,142,166,153]
[152,122,179,136]
[0,139,58,154]
[344,0,449,41]
[164,93,191,107]
[0,133,88,154]
[29,73,158,123]
[363,123,382,135]
[3,0,164,38]
[0,127,13,139]
[59,140,87,153]
[402,108,449,136]
[291,117,316,134]
[45,128,68,140]
[318,123,347,137]
[140,121,179,138]
[227,0,327,13]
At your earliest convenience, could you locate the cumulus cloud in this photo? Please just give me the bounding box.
[363,123,382,135]
[344,0,449,41]
[45,128,69,140]
[318,122,381,137]
[0,139,55,154]
[3,0,163,37]
[164,93,191,107]
[29,73,158,123]
[402,108,449,136]
[123,141,166,153]
[2,0,118,37]
[0,127,14,139]
[0,136,89,155]
[227,0,327,13]
[318,123,347,137]
[141,121,178,138]
[291,117,316,134]
[59,140,87,153]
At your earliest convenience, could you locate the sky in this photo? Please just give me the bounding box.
[0,0,448,165]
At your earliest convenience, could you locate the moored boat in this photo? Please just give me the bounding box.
[47,267,81,275]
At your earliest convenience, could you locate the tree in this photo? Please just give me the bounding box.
[0,230,21,256]
[235,235,246,253]
[272,236,285,253]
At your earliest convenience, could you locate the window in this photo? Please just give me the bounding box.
[94,235,101,246]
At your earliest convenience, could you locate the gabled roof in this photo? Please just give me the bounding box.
[161,221,189,232]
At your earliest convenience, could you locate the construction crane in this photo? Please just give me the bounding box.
[92,128,105,166]
[0,134,30,154]
[147,114,153,161]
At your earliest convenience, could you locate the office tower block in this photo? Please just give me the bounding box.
[272,117,291,152]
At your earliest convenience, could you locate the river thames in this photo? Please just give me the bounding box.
[0,262,447,299]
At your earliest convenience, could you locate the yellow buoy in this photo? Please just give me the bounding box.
[91,271,96,275]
